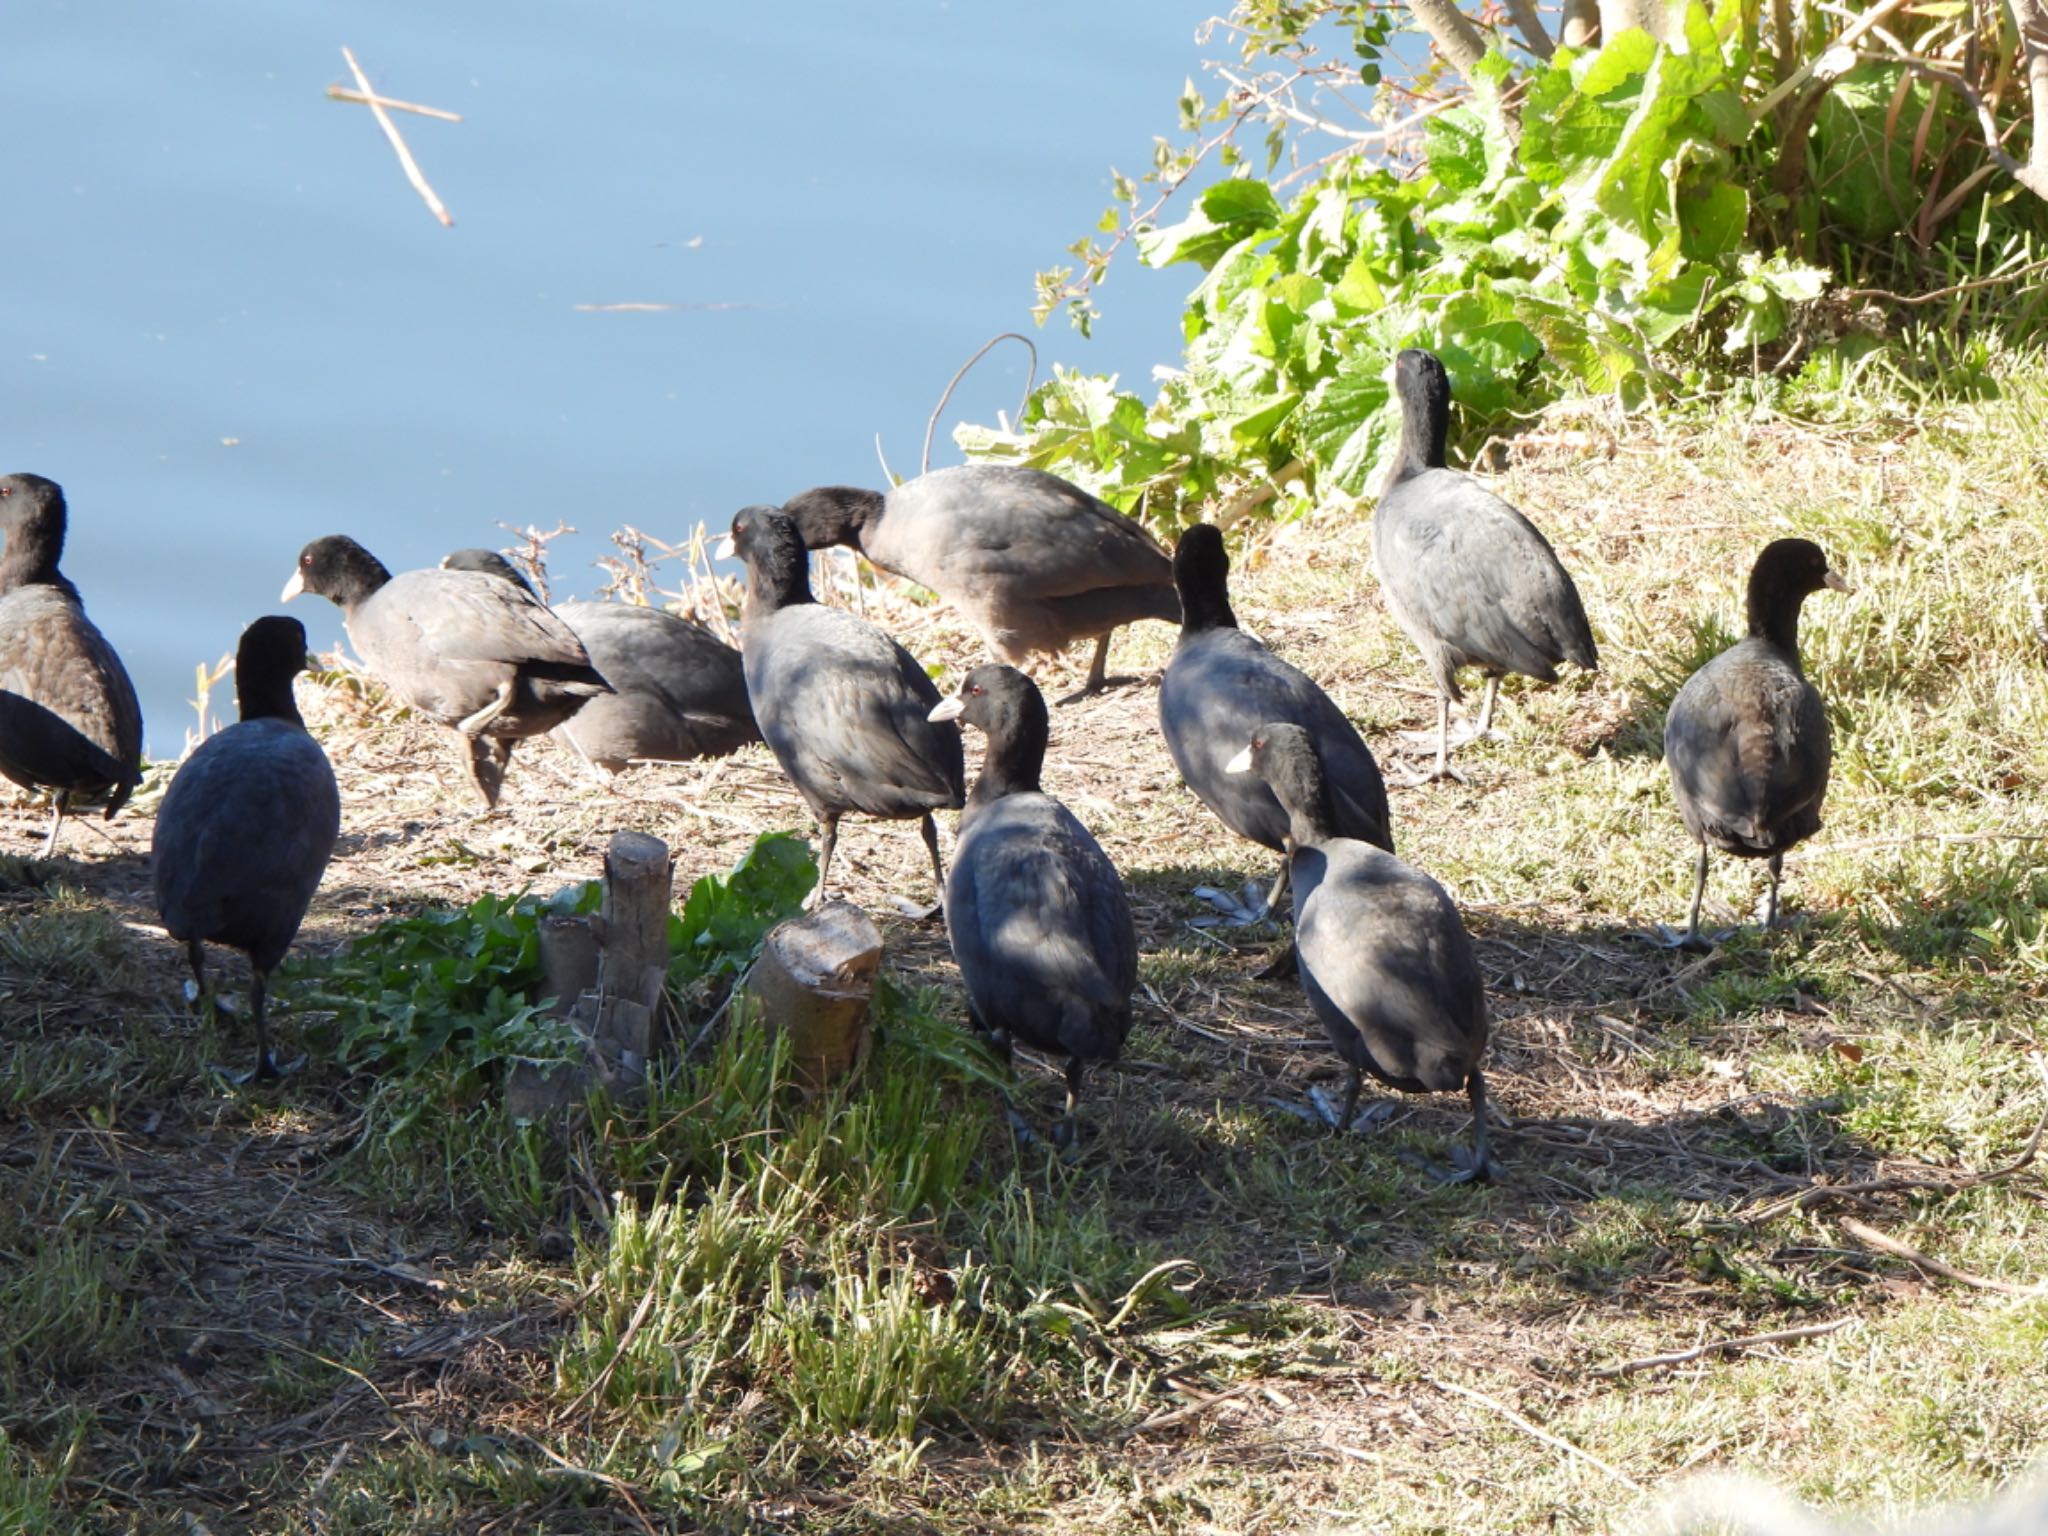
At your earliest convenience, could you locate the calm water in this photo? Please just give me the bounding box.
[4,2,1216,753]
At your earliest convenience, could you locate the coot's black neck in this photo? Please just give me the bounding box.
[968,700,1049,808]
[742,536,816,617]
[322,546,393,613]
[1172,527,1238,635]
[781,486,884,553]
[1388,357,1452,484]
[237,669,307,727]
[0,519,68,595]
[1745,572,1809,659]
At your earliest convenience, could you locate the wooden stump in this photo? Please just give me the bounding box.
[739,900,883,1095]
[505,830,677,1121]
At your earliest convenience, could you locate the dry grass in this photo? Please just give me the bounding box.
[3,361,2048,1533]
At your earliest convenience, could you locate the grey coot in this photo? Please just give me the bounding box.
[1158,523,1391,921]
[439,549,758,772]
[929,664,1137,1142]
[1374,349,1598,780]
[282,535,610,807]
[1226,722,1496,1182]
[153,616,340,1081]
[724,505,965,906]
[1660,537,1850,949]
[0,473,143,855]
[780,464,1180,702]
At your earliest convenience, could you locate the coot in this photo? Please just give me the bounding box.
[153,616,340,1081]
[283,535,609,807]
[1228,722,1496,1181]
[1661,538,1850,948]
[930,665,1136,1141]
[1158,523,1391,920]
[1374,349,1598,780]
[724,506,964,906]
[780,464,1179,702]
[440,549,758,772]
[0,473,143,855]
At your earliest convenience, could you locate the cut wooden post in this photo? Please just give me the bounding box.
[739,900,883,1095]
[505,831,677,1121]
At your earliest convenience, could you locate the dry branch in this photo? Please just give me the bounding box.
[339,46,454,227]
[1840,1217,2047,1296]
[1588,1316,1857,1379]
[1431,1377,1643,1491]
[324,85,462,122]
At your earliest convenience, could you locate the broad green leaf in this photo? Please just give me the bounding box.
[1678,178,1747,260]
[1201,178,1284,228]
[1426,107,1490,193]
[1294,355,1394,496]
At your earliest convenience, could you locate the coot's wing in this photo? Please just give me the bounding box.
[951,798,1136,1028]
[1376,471,1596,681]
[559,602,751,722]
[381,570,595,670]
[880,466,1172,601]
[747,607,963,816]
[0,587,143,801]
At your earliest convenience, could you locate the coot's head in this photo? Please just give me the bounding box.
[1170,523,1237,633]
[1388,349,1453,474]
[929,663,1044,738]
[441,547,537,597]
[283,535,393,609]
[780,486,883,552]
[0,473,69,579]
[234,615,314,722]
[1745,538,1851,643]
[724,505,814,608]
[1225,721,1336,840]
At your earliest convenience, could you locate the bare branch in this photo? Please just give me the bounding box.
[1504,0,1557,59]
[1403,0,1488,76]
[338,47,454,227]
[1559,0,1600,49]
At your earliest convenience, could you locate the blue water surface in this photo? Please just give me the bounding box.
[3,2,1219,753]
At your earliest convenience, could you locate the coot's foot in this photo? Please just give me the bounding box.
[1307,1083,1399,1135]
[1190,880,1271,927]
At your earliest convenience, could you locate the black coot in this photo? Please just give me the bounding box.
[1375,349,1598,780]
[724,506,964,906]
[153,616,340,1081]
[439,549,758,772]
[1661,538,1850,949]
[780,464,1179,702]
[0,473,143,855]
[1227,722,1496,1182]
[283,535,609,807]
[1157,523,1391,920]
[930,664,1137,1141]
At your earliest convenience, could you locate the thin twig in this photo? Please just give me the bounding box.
[324,85,462,121]
[1837,255,2048,305]
[1840,1216,2047,1296]
[339,47,454,227]
[1588,1316,1856,1379]
[921,332,1039,475]
[1429,1377,1642,1491]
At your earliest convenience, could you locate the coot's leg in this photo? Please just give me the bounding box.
[184,938,211,1011]
[1054,634,1114,707]
[1252,937,1299,982]
[1050,1057,1086,1151]
[918,813,946,920]
[810,812,841,907]
[455,679,516,736]
[1631,843,1721,950]
[1474,675,1502,738]
[459,733,510,809]
[1433,1068,1503,1185]
[1764,852,1784,929]
[40,792,69,858]
[1396,696,1468,786]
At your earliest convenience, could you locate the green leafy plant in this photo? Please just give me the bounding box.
[980,0,2048,530]
[285,832,817,1087]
